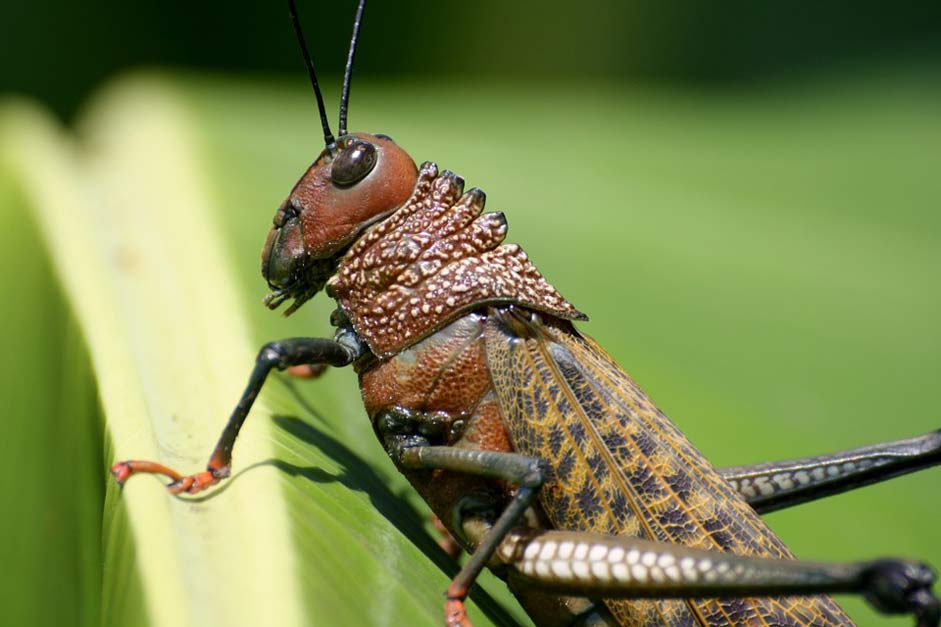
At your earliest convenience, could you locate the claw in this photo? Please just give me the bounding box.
[110,461,135,486]
[910,587,941,627]
[863,559,940,626]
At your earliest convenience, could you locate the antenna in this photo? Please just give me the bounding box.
[338,0,367,137]
[288,0,336,153]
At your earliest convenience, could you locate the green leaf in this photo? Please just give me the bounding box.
[0,106,108,627]
[0,79,527,627]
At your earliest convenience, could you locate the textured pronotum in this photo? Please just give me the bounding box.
[329,162,585,357]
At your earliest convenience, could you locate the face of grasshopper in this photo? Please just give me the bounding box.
[261,132,418,314]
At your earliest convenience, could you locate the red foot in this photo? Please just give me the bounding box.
[111,460,229,495]
[445,597,473,627]
[166,470,223,495]
[286,364,329,379]
[444,584,474,627]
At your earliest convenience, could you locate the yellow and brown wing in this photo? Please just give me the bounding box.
[484,307,853,627]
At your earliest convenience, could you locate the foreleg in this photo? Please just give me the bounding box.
[111,337,356,494]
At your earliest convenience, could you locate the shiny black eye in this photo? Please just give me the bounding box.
[331,140,377,187]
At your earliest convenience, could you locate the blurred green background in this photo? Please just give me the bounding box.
[4,0,941,119]
[1,1,940,627]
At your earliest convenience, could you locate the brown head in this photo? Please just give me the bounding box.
[261,133,418,314]
[263,0,417,315]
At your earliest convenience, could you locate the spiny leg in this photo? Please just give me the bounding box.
[396,446,546,627]
[497,529,939,627]
[111,337,357,494]
[719,430,941,513]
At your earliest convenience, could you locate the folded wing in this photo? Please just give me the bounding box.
[484,307,853,627]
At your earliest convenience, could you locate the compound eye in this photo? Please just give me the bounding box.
[331,140,378,187]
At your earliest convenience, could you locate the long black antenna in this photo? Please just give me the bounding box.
[338,0,367,137]
[288,0,337,153]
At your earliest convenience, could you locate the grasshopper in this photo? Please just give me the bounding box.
[111,1,941,625]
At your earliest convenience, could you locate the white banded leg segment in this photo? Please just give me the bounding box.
[500,531,737,593]
[499,532,940,625]
[726,460,874,499]
[497,530,893,599]
[721,430,941,514]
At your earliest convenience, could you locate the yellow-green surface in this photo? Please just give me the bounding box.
[0,68,938,626]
